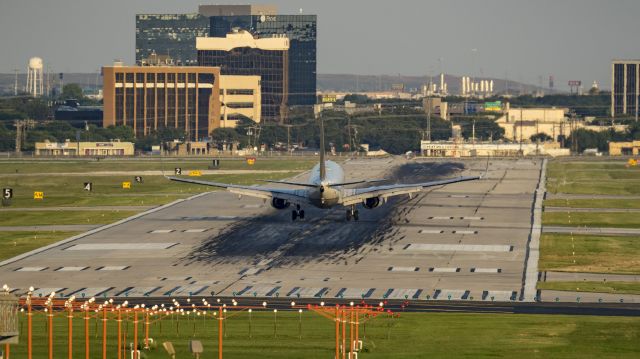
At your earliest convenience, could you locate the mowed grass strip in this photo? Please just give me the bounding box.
[0,172,298,208]
[0,158,317,174]
[542,211,640,229]
[6,311,640,359]
[546,160,640,194]
[539,233,640,274]
[544,198,640,209]
[0,231,79,261]
[0,210,138,226]
[538,281,640,295]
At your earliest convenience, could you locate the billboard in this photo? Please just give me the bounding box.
[568,80,582,87]
[483,101,502,112]
[391,83,405,91]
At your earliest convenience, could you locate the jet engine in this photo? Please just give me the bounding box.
[271,197,290,209]
[362,197,380,209]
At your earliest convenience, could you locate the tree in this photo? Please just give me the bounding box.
[61,84,84,100]
[530,132,552,142]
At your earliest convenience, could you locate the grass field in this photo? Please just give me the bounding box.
[542,211,640,229]
[0,211,138,226]
[0,231,79,261]
[546,161,640,195]
[0,172,300,208]
[0,158,317,174]
[6,311,640,358]
[539,233,640,274]
[544,198,640,209]
[538,281,640,295]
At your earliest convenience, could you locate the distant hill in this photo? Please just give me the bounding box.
[0,72,549,96]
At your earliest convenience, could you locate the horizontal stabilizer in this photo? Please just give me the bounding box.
[261,180,318,188]
[328,179,387,187]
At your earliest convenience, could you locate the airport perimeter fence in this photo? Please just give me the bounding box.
[2,292,398,359]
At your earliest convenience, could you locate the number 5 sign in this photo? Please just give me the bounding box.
[2,188,12,199]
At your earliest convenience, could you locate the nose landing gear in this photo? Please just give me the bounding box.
[291,204,305,221]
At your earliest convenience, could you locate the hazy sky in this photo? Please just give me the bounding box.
[1,0,639,90]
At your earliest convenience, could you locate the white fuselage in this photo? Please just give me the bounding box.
[306,160,344,208]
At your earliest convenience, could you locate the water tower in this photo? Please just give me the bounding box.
[26,57,44,97]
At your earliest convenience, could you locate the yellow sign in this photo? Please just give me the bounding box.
[33,191,44,200]
[246,157,256,165]
[628,158,637,167]
[321,94,337,103]
[122,182,131,189]
[189,170,202,177]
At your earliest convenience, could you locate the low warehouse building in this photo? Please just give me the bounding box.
[609,141,640,156]
[35,140,134,156]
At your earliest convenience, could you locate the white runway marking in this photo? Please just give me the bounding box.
[385,288,421,299]
[15,266,47,272]
[418,229,444,234]
[407,244,512,252]
[452,230,478,234]
[461,216,484,220]
[97,266,129,271]
[471,268,501,273]
[56,266,88,272]
[67,243,177,250]
[32,288,64,297]
[150,229,174,234]
[183,229,208,233]
[430,267,460,273]
[429,216,454,220]
[388,266,419,272]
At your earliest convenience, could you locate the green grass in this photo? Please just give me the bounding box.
[538,281,640,295]
[0,158,317,174]
[544,198,640,209]
[0,231,79,261]
[539,233,640,274]
[0,211,138,226]
[546,160,640,195]
[542,212,640,229]
[6,311,640,358]
[0,172,300,208]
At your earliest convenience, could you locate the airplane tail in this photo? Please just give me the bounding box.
[319,117,326,180]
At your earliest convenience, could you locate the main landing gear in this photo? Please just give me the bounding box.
[291,204,305,221]
[346,206,359,221]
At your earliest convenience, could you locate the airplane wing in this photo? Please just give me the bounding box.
[339,175,480,206]
[167,176,313,205]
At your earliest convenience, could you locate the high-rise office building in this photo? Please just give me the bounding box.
[612,60,640,119]
[135,5,317,122]
[197,30,289,123]
[136,14,209,66]
[208,14,317,108]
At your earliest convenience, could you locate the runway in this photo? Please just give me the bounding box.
[1,157,546,303]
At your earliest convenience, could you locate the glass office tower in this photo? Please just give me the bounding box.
[209,15,317,107]
[197,32,289,123]
[136,14,209,66]
[611,60,640,119]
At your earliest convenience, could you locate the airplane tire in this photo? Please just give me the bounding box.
[346,210,352,221]
[298,210,305,220]
[353,210,359,221]
[292,210,298,221]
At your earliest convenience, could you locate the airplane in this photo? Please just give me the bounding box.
[167,120,483,221]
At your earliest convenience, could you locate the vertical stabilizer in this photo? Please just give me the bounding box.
[319,118,326,180]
